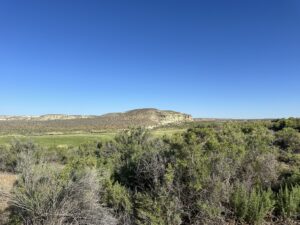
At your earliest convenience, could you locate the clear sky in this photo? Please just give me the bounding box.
[0,0,299,118]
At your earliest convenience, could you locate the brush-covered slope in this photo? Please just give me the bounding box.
[0,108,192,134]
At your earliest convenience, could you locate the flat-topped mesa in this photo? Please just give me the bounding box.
[0,115,39,121]
[0,114,94,121]
[38,114,94,121]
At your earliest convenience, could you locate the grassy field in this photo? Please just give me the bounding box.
[0,133,115,147]
[0,128,186,148]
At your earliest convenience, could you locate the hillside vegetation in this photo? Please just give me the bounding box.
[0,108,192,134]
[1,118,300,225]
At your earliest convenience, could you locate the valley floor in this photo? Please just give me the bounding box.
[0,128,186,148]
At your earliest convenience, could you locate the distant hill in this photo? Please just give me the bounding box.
[0,108,192,134]
[103,108,192,127]
[0,114,95,121]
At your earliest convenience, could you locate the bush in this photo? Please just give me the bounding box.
[4,151,117,225]
[231,184,274,225]
[276,185,300,219]
[104,180,133,225]
[0,145,14,172]
[271,118,300,132]
[0,140,40,172]
[275,128,300,153]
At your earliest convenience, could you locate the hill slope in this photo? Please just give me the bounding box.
[0,108,192,134]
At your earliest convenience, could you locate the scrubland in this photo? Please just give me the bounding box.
[0,118,300,224]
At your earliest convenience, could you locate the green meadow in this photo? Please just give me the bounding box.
[0,128,186,147]
[0,133,115,147]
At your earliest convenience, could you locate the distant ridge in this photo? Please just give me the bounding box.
[0,114,96,121]
[0,108,193,134]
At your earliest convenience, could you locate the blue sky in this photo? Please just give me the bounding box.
[0,0,299,118]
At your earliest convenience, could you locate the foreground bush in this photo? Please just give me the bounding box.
[4,150,117,225]
[231,184,274,224]
[276,185,300,219]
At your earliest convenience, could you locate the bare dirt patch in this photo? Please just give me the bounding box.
[0,172,17,224]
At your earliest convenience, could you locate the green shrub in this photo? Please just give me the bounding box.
[4,151,117,225]
[271,118,300,132]
[231,184,274,225]
[134,192,165,225]
[104,180,133,224]
[0,145,15,172]
[0,141,39,172]
[275,128,300,153]
[277,185,300,219]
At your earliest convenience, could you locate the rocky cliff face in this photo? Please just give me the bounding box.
[159,110,193,125]
[119,108,193,126]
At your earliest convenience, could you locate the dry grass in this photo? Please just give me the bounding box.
[0,172,17,211]
[0,172,17,224]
